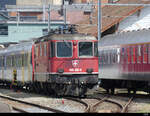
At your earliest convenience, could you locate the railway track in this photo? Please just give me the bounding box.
[0,94,66,113]
[84,92,134,113]
[0,91,90,113]
[121,97,134,113]
[63,97,90,113]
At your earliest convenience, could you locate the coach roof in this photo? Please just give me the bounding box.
[99,29,150,47]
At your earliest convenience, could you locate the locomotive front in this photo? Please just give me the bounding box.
[49,34,98,96]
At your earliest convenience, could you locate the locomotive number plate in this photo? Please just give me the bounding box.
[69,68,82,72]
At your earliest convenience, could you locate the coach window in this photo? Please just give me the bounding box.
[137,46,141,64]
[111,50,117,64]
[79,42,93,57]
[103,51,107,64]
[131,47,135,64]
[127,47,130,64]
[121,48,125,64]
[24,54,28,66]
[94,42,98,57]
[148,45,150,64]
[22,54,24,66]
[57,41,72,57]
[0,57,2,67]
[143,45,148,64]
[99,51,103,64]
[18,55,22,67]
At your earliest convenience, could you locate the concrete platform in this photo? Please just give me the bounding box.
[0,102,12,113]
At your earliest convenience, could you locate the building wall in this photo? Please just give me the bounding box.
[0,23,63,43]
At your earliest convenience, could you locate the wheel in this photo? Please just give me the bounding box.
[128,88,131,94]
[111,88,115,94]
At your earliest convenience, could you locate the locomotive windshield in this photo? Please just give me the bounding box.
[57,42,72,57]
[79,42,93,57]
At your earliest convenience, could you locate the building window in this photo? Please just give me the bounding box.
[0,25,8,36]
[42,29,48,36]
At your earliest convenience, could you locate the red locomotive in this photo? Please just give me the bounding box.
[0,26,99,97]
[99,29,150,94]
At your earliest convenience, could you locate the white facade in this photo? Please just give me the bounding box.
[118,7,150,32]
[16,0,63,6]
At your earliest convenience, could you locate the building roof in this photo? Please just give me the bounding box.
[76,0,150,37]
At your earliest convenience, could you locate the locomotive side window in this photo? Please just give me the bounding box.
[40,44,42,56]
[57,42,72,57]
[35,46,38,58]
[44,44,47,56]
[79,42,93,57]
[50,42,55,57]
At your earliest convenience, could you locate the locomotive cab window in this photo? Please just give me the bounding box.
[56,41,72,57]
[79,42,93,57]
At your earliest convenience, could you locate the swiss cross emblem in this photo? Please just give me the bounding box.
[72,60,79,67]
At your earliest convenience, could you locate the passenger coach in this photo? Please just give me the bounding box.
[99,29,150,94]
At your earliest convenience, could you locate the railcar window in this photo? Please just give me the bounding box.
[22,54,24,66]
[6,56,12,67]
[121,48,125,64]
[127,47,131,64]
[99,51,104,64]
[131,47,136,64]
[94,42,98,57]
[143,45,148,64]
[79,42,93,57]
[18,55,22,67]
[0,57,2,67]
[0,57,4,67]
[148,45,150,64]
[137,46,142,64]
[24,54,28,66]
[57,42,72,57]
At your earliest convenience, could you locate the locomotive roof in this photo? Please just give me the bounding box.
[35,33,97,42]
[99,29,150,47]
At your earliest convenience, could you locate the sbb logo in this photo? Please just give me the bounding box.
[72,60,79,67]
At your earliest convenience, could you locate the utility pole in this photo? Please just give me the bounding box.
[17,11,20,28]
[43,0,46,22]
[48,4,51,32]
[98,0,101,41]
[63,3,67,26]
